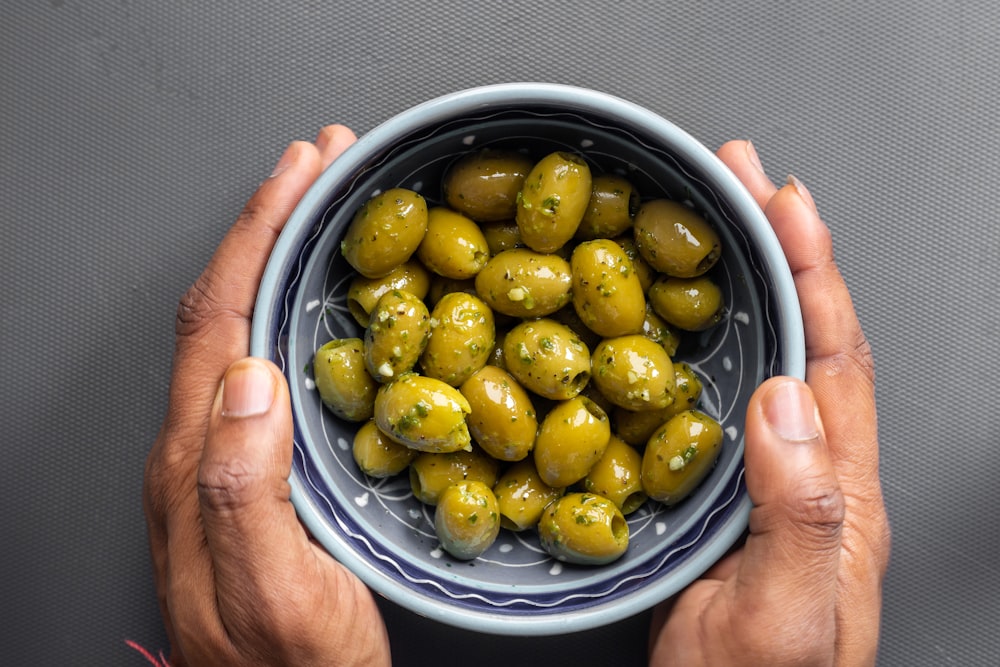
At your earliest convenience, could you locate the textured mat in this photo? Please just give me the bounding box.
[3,1,998,664]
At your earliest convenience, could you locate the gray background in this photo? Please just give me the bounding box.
[3,1,998,665]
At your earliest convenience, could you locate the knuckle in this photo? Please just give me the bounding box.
[787,479,846,541]
[174,266,244,342]
[197,457,266,515]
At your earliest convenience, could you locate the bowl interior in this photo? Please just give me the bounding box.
[255,98,798,634]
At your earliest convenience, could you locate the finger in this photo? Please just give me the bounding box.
[197,358,332,648]
[315,124,358,169]
[764,179,879,488]
[716,140,778,210]
[731,376,844,659]
[160,141,322,468]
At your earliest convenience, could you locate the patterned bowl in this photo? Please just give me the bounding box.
[250,83,804,635]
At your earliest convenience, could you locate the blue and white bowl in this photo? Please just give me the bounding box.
[251,83,804,635]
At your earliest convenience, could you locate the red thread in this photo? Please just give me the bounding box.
[124,639,170,667]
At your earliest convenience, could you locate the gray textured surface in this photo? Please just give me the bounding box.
[2,1,998,664]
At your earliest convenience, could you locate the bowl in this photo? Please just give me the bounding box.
[250,83,804,636]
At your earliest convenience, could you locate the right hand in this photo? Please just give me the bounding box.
[648,141,891,666]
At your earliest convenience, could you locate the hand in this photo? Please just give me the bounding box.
[143,125,392,666]
[648,142,891,666]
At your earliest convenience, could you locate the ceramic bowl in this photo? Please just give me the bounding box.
[250,83,804,636]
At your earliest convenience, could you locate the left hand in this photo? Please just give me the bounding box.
[143,125,392,666]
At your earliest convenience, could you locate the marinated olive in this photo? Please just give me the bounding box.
[313,338,378,422]
[671,361,704,413]
[346,260,431,327]
[641,410,723,506]
[460,365,537,461]
[570,238,646,337]
[480,219,524,255]
[591,334,676,411]
[612,234,657,293]
[516,152,592,253]
[575,174,639,241]
[409,446,500,505]
[537,492,629,565]
[503,318,591,400]
[492,460,564,531]
[426,275,478,309]
[434,480,501,560]
[420,292,495,387]
[640,303,682,356]
[444,149,534,222]
[648,275,724,331]
[633,199,721,278]
[416,207,490,279]
[533,396,611,488]
[613,361,704,447]
[582,435,647,515]
[341,188,428,279]
[352,419,417,478]
[364,290,431,382]
[373,373,471,453]
[474,248,573,318]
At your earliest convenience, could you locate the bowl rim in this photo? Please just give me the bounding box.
[251,82,805,635]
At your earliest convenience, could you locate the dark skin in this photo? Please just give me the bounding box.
[143,127,889,666]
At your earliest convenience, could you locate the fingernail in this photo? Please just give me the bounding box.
[220,359,275,418]
[763,380,819,443]
[269,143,296,178]
[746,141,765,174]
[786,174,817,212]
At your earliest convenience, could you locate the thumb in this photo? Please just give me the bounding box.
[197,357,320,637]
[735,376,845,647]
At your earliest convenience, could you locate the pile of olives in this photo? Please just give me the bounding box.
[313,147,726,566]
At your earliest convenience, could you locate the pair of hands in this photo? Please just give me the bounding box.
[143,125,889,666]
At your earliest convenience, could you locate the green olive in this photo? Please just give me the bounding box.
[503,318,591,400]
[480,219,524,255]
[488,329,507,370]
[347,260,431,327]
[516,152,592,253]
[426,275,478,309]
[671,361,705,413]
[648,275,724,331]
[612,234,656,293]
[582,435,647,515]
[570,238,646,337]
[459,365,537,461]
[444,149,534,222]
[416,207,490,279]
[533,396,611,488]
[373,373,471,453]
[474,248,573,318]
[548,302,602,352]
[613,361,704,447]
[537,492,629,565]
[641,410,723,506]
[352,419,417,478]
[574,174,639,241]
[364,290,431,382]
[313,338,378,422]
[591,334,676,411]
[633,199,721,278]
[341,188,428,279]
[640,303,682,356]
[434,480,501,560]
[409,447,500,505]
[492,460,564,531]
[420,292,495,387]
